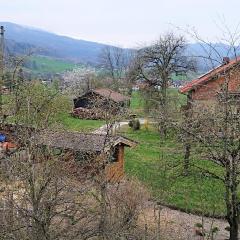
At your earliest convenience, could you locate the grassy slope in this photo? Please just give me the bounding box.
[27,56,77,74]
[123,127,225,216]
[56,112,104,132]
[130,91,145,116]
[127,90,226,216]
[130,89,187,116]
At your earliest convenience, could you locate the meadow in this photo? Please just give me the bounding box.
[125,90,226,216]
[27,56,77,74]
[56,112,104,132]
[122,126,226,217]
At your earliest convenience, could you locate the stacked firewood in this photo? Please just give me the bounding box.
[72,107,107,120]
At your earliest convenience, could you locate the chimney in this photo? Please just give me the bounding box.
[223,57,230,65]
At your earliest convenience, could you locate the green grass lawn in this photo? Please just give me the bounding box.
[122,126,226,217]
[130,89,187,117]
[130,91,145,114]
[26,56,77,74]
[56,112,104,132]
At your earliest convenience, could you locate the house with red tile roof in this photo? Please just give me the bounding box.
[179,57,240,109]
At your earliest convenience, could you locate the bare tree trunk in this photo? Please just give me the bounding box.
[229,218,238,240]
[225,162,239,240]
[159,76,168,138]
[98,183,107,240]
[184,143,191,176]
[182,94,193,176]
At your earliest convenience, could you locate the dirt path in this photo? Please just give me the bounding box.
[143,203,229,240]
[93,118,152,134]
[93,121,129,135]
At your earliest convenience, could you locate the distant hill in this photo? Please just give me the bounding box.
[1,22,116,64]
[187,42,237,72]
[1,22,238,73]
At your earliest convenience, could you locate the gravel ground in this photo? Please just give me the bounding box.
[93,118,153,134]
[142,203,230,240]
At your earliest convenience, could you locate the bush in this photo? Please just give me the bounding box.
[128,118,140,131]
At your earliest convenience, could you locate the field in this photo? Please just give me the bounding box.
[126,90,226,217]
[130,91,145,116]
[130,89,187,117]
[26,55,77,74]
[56,112,104,132]
[122,126,226,217]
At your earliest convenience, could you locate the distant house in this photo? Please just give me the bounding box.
[73,88,130,119]
[179,57,240,110]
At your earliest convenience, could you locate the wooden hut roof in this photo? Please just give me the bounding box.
[35,131,137,152]
[76,88,130,103]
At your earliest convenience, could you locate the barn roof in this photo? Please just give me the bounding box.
[179,57,240,94]
[1,124,137,152]
[78,88,130,103]
[36,131,137,152]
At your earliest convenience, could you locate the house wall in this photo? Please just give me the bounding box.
[58,145,125,183]
[186,69,240,114]
[191,70,240,101]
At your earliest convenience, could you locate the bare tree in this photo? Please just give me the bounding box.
[62,67,98,96]
[133,32,195,137]
[181,80,240,240]
[178,31,240,239]
[1,146,100,240]
[0,70,154,240]
[98,46,131,91]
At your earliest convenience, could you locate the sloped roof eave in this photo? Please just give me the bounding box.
[35,131,137,152]
[179,57,240,94]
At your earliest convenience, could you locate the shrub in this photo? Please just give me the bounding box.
[129,118,140,131]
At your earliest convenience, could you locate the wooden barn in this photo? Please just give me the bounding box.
[73,88,130,119]
[36,131,136,182]
[0,125,137,182]
[180,57,240,110]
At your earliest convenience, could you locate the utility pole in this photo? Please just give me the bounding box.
[0,26,4,119]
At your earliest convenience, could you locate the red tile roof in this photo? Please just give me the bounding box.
[179,57,240,94]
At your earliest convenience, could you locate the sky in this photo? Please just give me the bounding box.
[1,0,240,47]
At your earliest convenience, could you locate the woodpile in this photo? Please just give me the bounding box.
[72,107,108,120]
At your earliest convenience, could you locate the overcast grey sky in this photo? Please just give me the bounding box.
[1,0,240,47]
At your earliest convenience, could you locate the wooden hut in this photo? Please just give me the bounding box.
[73,88,130,119]
[35,131,137,182]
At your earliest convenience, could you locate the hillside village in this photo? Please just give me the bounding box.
[1,1,240,239]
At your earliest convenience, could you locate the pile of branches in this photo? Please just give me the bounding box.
[72,107,109,120]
